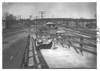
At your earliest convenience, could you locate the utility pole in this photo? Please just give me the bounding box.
[30,15,32,20]
[19,15,21,20]
[39,11,45,19]
[52,15,54,18]
[35,16,38,19]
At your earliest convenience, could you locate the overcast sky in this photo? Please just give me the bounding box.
[2,2,96,19]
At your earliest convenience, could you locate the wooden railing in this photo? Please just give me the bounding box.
[20,35,30,68]
[56,34,96,55]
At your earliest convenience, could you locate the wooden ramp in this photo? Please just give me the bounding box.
[30,33,96,69]
[41,43,96,69]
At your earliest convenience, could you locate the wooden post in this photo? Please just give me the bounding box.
[80,38,84,55]
[51,38,55,49]
[68,36,71,49]
[68,36,79,54]
[60,38,64,47]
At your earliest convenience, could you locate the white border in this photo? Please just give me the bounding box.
[0,0,99,71]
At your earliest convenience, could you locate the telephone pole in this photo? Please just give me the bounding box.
[35,16,38,19]
[30,15,32,20]
[39,11,45,19]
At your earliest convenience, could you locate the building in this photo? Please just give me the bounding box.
[46,22,56,28]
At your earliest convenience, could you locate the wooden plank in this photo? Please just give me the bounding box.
[69,40,96,48]
[66,42,97,55]
[62,37,96,48]
[62,35,96,40]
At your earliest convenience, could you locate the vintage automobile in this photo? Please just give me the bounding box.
[35,34,53,50]
[35,22,57,50]
[35,22,65,50]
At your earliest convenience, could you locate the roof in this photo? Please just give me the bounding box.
[46,22,55,25]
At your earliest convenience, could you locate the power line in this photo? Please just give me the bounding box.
[39,11,45,19]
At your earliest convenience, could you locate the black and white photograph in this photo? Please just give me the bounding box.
[2,2,97,69]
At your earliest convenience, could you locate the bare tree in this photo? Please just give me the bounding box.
[3,12,16,28]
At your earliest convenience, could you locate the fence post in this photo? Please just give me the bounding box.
[80,38,84,55]
[56,35,64,47]
[68,36,79,54]
[68,36,71,49]
[61,37,64,47]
